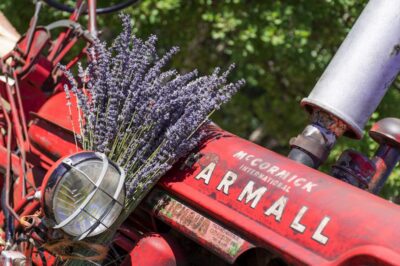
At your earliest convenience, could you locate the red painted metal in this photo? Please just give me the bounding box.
[0,7,86,263]
[2,2,400,265]
[120,234,183,266]
[158,131,400,265]
[11,55,400,266]
[9,28,51,77]
[25,91,400,264]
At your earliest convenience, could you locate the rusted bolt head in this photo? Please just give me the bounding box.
[369,118,400,149]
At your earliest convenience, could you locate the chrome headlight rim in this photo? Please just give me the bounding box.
[41,151,126,239]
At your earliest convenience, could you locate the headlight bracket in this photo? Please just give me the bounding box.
[41,151,126,240]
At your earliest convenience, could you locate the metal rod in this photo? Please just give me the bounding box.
[0,73,20,222]
[13,71,37,195]
[25,1,42,57]
[88,0,98,37]
[13,72,30,149]
[47,0,85,62]
[4,74,28,198]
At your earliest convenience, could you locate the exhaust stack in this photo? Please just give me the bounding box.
[302,0,400,139]
[289,0,400,168]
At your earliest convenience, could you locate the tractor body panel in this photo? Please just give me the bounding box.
[28,93,400,265]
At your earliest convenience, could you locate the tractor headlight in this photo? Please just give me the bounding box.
[42,152,125,240]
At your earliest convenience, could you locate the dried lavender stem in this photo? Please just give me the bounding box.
[62,14,244,265]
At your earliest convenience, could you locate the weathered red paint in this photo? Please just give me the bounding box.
[13,28,50,76]
[2,3,400,265]
[20,92,400,265]
[158,131,400,265]
[121,234,183,266]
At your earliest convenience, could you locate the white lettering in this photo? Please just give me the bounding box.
[245,155,254,161]
[264,196,288,221]
[267,166,280,175]
[290,206,308,233]
[275,170,290,180]
[233,151,247,160]
[259,162,271,170]
[195,162,216,185]
[233,151,318,193]
[312,216,330,245]
[302,182,318,192]
[237,181,267,208]
[250,158,263,167]
[287,175,298,182]
[217,171,238,195]
[293,178,306,187]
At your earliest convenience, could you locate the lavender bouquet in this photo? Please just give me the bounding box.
[61,14,243,263]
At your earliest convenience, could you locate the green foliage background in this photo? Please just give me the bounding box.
[2,0,400,199]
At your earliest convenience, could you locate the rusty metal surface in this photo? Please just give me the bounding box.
[331,149,376,189]
[311,109,347,138]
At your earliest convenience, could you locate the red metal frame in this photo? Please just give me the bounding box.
[1,1,400,265]
[0,3,93,264]
[25,95,400,264]
[159,132,400,265]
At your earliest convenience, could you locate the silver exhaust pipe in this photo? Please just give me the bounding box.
[290,0,400,168]
[302,0,400,139]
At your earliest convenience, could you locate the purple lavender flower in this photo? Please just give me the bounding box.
[61,14,244,203]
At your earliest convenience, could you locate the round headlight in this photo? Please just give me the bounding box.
[42,151,125,240]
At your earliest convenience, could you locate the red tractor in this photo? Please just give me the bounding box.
[1,0,400,265]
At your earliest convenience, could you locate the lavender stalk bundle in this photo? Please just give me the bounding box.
[62,14,244,221]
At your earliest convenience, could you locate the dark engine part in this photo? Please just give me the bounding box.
[289,109,345,168]
[331,118,400,193]
[331,150,375,189]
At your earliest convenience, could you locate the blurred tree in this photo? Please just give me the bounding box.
[1,0,400,198]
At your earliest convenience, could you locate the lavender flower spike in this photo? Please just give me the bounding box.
[61,13,244,236]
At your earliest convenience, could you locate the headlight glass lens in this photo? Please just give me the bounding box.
[50,154,125,238]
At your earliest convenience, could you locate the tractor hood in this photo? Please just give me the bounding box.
[159,129,400,265]
[29,92,400,265]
